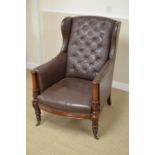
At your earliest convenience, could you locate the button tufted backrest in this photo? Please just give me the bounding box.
[66,16,115,80]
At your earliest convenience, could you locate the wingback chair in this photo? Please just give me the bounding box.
[31,16,121,139]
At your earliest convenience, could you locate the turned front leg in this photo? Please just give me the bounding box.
[31,71,41,126]
[91,81,100,139]
[32,98,41,126]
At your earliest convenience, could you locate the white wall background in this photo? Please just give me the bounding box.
[26,0,42,65]
[40,0,128,19]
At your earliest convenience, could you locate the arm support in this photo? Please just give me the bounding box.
[92,21,121,108]
[32,52,67,93]
[93,59,114,108]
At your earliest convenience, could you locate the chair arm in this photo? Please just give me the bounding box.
[93,59,114,109]
[32,52,67,93]
[92,21,121,109]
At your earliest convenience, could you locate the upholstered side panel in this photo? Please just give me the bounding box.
[66,16,115,80]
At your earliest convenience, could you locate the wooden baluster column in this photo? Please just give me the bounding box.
[92,80,100,139]
[31,71,41,126]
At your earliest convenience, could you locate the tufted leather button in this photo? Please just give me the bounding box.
[88,31,93,36]
[84,55,89,59]
[96,56,101,61]
[91,49,95,53]
[89,61,94,65]
[91,67,97,73]
[79,48,84,52]
[72,53,77,57]
[85,41,90,46]
[92,36,96,41]
[80,36,85,40]
[82,25,89,31]
[94,27,99,32]
[98,43,102,48]
[93,68,98,72]
[92,36,98,41]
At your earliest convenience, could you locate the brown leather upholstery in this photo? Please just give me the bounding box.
[38,78,92,114]
[66,16,115,80]
[32,16,121,139]
[32,15,120,117]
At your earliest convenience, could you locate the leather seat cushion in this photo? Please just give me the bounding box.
[37,78,92,114]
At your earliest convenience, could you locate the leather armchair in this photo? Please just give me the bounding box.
[31,16,121,139]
